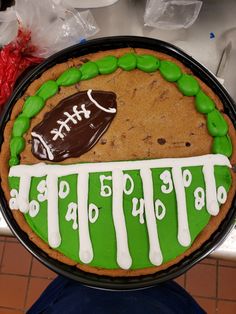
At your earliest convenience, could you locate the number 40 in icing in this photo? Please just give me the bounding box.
[65,202,99,229]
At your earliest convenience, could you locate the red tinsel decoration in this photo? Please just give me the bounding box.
[0,28,44,107]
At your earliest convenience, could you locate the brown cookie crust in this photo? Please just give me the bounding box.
[0,48,235,277]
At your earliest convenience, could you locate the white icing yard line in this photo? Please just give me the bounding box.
[172,166,191,247]
[31,132,54,161]
[18,174,31,213]
[112,169,132,269]
[77,171,93,264]
[87,89,116,113]
[46,174,61,248]
[203,164,219,216]
[140,168,163,266]
[9,154,231,177]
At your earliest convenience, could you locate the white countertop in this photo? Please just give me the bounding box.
[0,210,10,236]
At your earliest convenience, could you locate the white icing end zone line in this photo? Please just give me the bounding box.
[9,154,231,177]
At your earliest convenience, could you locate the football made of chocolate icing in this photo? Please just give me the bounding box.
[31,90,117,162]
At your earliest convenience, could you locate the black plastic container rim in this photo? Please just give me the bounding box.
[0,36,236,290]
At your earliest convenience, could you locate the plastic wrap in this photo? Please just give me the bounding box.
[0,0,99,107]
[144,0,203,30]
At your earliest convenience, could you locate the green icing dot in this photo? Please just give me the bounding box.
[56,67,82,86]
[207,109,228,136]
[136,54,160,72]
[80,62,99,80]
[215,165,232,189]
[9,156,19,166]
[12,115,30,137]
[212,134,232,157]
[22,96,45,118]
[36,80,58,101]
[159,60,182,82]
[95,56,118,75]
[177,74,200,96]
[10,136,25,165]
[195,90,215,113]
[117,53,137,71]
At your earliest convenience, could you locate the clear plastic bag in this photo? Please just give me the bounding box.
[144,0,203,30]
[0,6,18,45]
[0,0,99,57]
[0,0,99,107]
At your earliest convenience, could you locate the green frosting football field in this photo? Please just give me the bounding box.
[9,165,231,269]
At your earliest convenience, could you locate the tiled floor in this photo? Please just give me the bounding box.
[0,236,56,313]
[0,236,236,313]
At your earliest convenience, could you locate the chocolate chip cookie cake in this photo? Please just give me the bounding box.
[0,46,235,277]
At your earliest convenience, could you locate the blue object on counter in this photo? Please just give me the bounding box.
[79,38,87,44]
[210,32,215,39]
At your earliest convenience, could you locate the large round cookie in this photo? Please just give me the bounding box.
[0,47,236,277]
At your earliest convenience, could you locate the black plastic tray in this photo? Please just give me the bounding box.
[0,36,236,290]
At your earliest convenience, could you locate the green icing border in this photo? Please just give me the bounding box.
[9,52,233,166]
